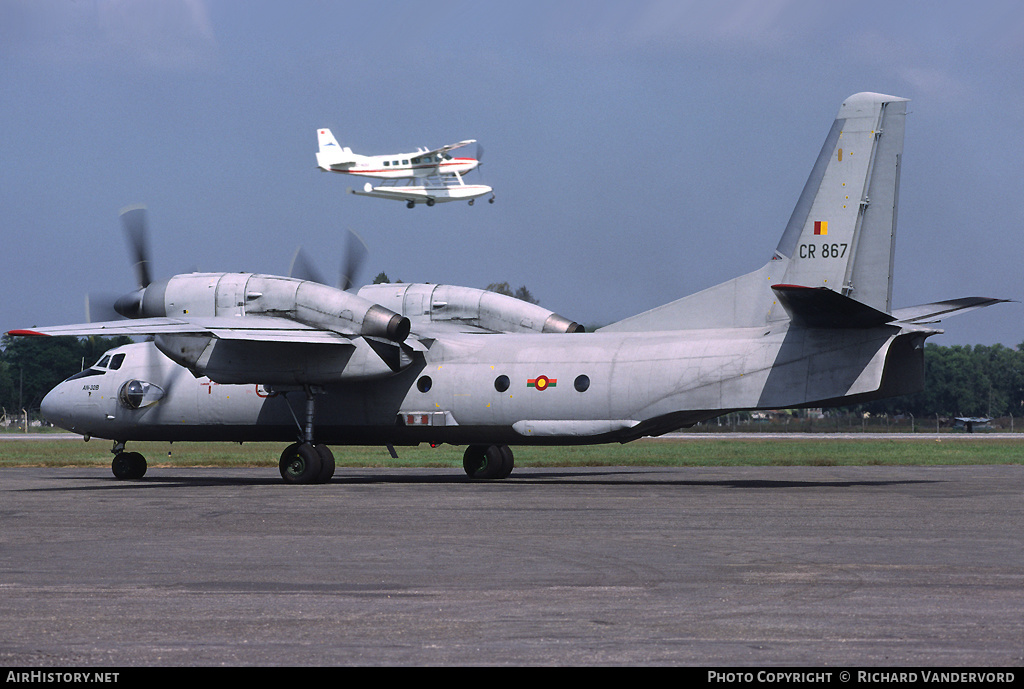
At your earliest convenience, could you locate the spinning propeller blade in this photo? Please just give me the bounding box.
[120,205,152,289]
[291,228,369,292]
[340,229,368,292]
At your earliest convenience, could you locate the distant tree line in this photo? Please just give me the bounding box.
[859,342,1024,419]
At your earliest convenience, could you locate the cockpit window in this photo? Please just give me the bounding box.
[66,368,105,381]
[109,353,125,370]
[97,355,111,369]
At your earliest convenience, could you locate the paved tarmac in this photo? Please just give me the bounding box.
[1,465,1021,667]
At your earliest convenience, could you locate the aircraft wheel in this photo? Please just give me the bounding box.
[406,201,415,209]
[279,442,323,485]
[426,198,435,207]
[468,199,475,206]
[112,451,147,480]
[496,445,514,479]
[314,444,335,483]
[463,444,512,480]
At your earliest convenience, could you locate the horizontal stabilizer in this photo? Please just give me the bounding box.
[891,297,1012,324]
[771,285,895,329]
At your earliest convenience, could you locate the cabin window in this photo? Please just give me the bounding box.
[383,161,390,166]
[417,376,432,393]
[402,160,409,165]
[494,375,510,392]
[574,375,590,393]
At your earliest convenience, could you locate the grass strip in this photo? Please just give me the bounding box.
[1,436,1021,469]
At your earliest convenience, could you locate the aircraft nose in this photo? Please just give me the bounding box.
[39,384,65,426]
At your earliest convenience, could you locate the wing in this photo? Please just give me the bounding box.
[425,139,476,157]
[8,316,353,345]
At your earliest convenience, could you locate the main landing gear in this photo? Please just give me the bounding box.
[277,385,335,484]
[463,444,514,480]
[278,441,335,484]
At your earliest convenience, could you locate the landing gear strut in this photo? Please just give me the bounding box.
[463,444,514,479]
[278,385,335,485]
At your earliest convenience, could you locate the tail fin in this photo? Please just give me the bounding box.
[316,128,357,170]
[600,92,908,333]
[772,92,908,314]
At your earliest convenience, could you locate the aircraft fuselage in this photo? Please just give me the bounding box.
[42,321,921,448]
[328,153,479,179]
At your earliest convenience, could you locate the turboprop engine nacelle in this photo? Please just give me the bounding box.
[115,272,411,342]
[357,283,585,334]
[112,273,413,386]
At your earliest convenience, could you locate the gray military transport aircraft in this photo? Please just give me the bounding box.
[9,92,1005,484]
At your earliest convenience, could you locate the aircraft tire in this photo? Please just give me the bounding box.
[279,442,323,485]
[314,444,336,484]
[426,198,435,207]
[112,451,147,480]
[463,444,512,480]
[496,445,514,479]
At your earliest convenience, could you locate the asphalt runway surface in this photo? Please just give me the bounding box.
[1,464,1021,667]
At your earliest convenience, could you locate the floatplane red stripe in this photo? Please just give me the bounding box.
[336,159,477,174]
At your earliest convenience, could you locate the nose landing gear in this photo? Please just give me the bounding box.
[110,441,147,479]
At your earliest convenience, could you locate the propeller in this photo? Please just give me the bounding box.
[290,228,369,292]
[288,246,326,286]
[340,228,368,291]
[472,142,495,204]
[85,293,121,323]
[120,204,152,289]
[83,205,154,322]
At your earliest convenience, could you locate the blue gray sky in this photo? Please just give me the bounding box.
[2,1,1022,346]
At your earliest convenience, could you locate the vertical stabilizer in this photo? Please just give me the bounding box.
[316,128,357,170]
[600,92,908,334]
[773,92,907,314]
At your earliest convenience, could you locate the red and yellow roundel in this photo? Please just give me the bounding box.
[527,375,556,391]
